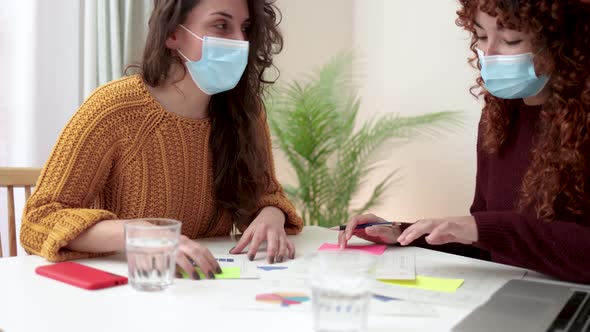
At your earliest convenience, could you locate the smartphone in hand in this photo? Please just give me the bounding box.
[35,261,128,290]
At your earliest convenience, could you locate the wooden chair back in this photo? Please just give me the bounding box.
[0,167,41,257]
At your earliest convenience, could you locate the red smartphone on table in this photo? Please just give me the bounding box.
[35,261,128,290]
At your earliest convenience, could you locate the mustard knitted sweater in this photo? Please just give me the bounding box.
[20,75,303,261]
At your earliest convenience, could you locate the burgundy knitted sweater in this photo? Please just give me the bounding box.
[412,103,590,284]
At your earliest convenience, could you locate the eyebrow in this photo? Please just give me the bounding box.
[210,11,251,23]
[211,12,233,19]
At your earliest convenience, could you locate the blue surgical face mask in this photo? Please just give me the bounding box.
[477,49,549,100]
[177,24,249,95]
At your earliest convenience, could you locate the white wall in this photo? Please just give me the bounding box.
[273,0,354,81]
[351,0,482,221]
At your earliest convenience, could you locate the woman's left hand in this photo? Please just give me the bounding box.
[397,216,479,246]
[229,206,295,264]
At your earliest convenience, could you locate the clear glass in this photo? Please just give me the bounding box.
[124,218,181,291]
[309,251,377,332]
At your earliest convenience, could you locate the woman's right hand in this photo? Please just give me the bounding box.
[175,235,221,280]
[337,213,401,248]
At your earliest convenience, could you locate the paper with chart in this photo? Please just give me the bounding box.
[376,252,416,280]
[253,255,435,317]
[258,259,308,286]
[258,253,416,286]
[371,259,526,308]
[220,286,437,317]
[180,255,260,279]
[316,243,415,280]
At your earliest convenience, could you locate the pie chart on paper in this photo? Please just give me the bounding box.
[255,292,310,307]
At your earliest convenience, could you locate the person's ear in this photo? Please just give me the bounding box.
[165,27,181,50]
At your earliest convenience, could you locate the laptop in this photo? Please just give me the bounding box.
[453,279,590,332]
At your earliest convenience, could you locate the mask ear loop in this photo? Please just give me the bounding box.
[177,49,191,62]
[179,24,204,41]
[177,24,205,62]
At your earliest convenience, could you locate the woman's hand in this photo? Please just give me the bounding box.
[175,235,221,280]
[397,216,478,246]
[338,214,401,248]
[229,206,295,264]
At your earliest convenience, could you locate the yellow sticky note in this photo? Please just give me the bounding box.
[180,267,241,279]
[379,275,464,293]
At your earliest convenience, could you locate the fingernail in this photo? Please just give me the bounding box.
[229,246,235,253]
[192,271,201,280]
[268,256,275,264]
[277,256,284,263]
[248,254,254,261]
[216,266,222,274]
[208,271,216,279]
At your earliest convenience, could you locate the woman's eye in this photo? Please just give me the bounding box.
[505,39,522,46]
[215,23,227,30]
[476,35,488,42]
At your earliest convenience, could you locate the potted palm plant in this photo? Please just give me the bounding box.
[266,53,462,227]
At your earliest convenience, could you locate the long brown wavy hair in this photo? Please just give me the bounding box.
[137,0,283,225]
[457,0,590,220]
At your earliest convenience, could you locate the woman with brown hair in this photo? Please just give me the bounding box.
[339,0,590,283]
[20,0,302,279]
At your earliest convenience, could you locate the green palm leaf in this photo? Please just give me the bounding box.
[266,52,462,227]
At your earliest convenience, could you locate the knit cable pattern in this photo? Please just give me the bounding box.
[20,75,302,261]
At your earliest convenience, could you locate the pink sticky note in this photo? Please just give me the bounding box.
[318,243,387,255]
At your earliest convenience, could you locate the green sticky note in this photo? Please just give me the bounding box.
[180,267,241,279]
[379,275,464,293]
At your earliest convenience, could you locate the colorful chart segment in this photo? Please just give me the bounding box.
[255,292,310,307]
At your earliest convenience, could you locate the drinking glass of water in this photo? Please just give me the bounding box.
[124,218,181,291]
[309,251,377,332]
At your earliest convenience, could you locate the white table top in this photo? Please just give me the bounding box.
[0,226,539,332]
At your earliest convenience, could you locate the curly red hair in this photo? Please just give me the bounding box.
[456,0,590,220]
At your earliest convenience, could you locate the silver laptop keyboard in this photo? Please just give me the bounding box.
[547,291,590,332]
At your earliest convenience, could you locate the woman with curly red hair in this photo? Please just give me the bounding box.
[339,0,590,283]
